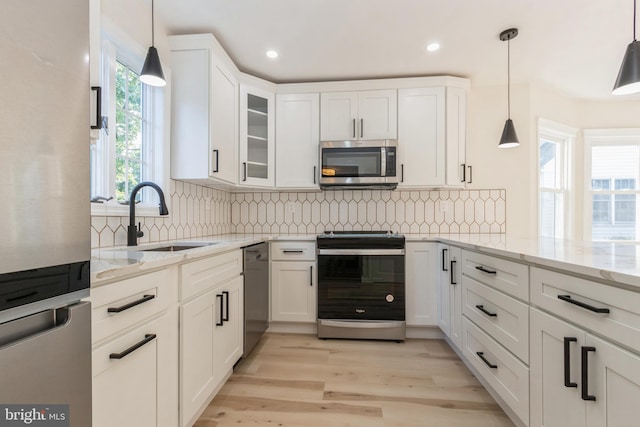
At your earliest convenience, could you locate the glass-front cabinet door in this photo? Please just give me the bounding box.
[239,84,275,187]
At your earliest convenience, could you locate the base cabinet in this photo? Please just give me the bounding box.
[271,260,316,322]
[530,308,640,427]
[437,243,462,348]
[405,242,438,326]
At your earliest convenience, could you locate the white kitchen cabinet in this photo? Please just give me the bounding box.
[320,90,397,140]
[530,308,640,427]
[179,250,244,427]
[275,93,320,189]
[405,242,438,326]
[91,268,178,427]
[397,86,468,188]
[239,84,275,187]
[170,34,239,186]
[437,243,462,348]
[270,241,316,323]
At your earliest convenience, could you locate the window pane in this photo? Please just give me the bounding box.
[539,140,561,189]
[615,194,636,222]
[592,146,639,188]
[615,178,636,190]
[540,191,564,238]
[591,179,610,191]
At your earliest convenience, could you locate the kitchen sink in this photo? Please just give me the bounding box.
[141,242,218,252]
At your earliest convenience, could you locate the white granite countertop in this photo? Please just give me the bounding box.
[92,232,640,290]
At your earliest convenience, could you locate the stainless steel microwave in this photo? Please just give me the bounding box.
[319,140,398,190]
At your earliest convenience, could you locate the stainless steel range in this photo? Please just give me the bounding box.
[316,231,405,341]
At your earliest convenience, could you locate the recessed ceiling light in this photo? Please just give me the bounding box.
[266,50,279,59]
[426,42,440,52]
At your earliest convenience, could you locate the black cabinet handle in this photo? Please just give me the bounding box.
[468,165,473,184]
[212,149,219,173]
[91,86,102,129]
[310,266,313,287]
[557,295,610,314]
[242,162,247,182]
[108,294,155,313]
[313,166,317,184]
[352,119,356,138]
[564,337,578,388]
[475,265,497,275]
[581,346,596,401]
[222,291,230,322]
[360,118,364,138]
[460,163,466,183]
[109,334,156,360]
[401,164,404,183]
[283,250,304,254]
[441,248,448,271]
[216,294,224,326]
[476,351,498,369]
[476,304,497,317]
[450,260,457,285]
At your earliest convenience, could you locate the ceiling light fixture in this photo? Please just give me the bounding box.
[498,28,520,148]
[613,0,640,95]
[266,50,279,59]
[426,42,440,52]
[140,0,166,87]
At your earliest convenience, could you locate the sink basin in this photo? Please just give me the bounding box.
[141,242,217,252]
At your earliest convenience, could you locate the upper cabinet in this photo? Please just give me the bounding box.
[239,84,275,187]
[169,34,239,186]
[275,93,320,189]
[397,85,468,188]
[320,90,397,141]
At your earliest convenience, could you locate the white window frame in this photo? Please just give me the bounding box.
[91,23,170,217]
[583,128,640,241]
[537,118,576,239]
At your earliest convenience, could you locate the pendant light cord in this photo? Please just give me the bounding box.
[507,38,511,119]
[634,0,637,41]
[151,0,155,47]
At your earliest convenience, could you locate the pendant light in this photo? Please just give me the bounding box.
[140,0,166,87]
[612,0,640,95]
[498,28,520,148]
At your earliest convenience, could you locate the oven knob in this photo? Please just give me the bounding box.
[386,294,394,303]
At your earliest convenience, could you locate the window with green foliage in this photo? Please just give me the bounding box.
[115,61,147,202]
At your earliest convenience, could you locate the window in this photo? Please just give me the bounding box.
[584,129,640,241]
[538,119,575,239]
[91,33,168,216]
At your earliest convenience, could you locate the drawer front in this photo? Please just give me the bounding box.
[462,317,529,425]
[531,266,640,353]
[92,269,172,344]
[462,276,529,363]
[270,241,316,261]
[180,250,243,301]
[461,250,529,301]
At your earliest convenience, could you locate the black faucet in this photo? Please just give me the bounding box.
[127,181,169,246]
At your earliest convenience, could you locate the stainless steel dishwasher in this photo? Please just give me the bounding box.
[243,242,269,357]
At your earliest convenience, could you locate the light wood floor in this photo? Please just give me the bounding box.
[194,333,514,427]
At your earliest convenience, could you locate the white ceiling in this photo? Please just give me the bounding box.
[156,0,638,100]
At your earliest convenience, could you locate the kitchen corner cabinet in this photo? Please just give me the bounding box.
[320,90,397,141]
[270,241,317,322]
[169,35,239,186]
[91,268,179,427]
[397,86,468,188]
[436,243,462,348]
[179,251,244,427]
[275,93,320,189]
[405,242,438,326]
[239,85,275,187]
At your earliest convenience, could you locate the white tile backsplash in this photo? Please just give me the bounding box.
[92,183,506,248]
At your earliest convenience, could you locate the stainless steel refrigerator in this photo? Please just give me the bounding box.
[0,1,92,426]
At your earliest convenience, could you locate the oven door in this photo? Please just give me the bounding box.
[317,249,405,321]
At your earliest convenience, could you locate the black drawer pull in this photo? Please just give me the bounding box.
[441,248,448,271]
[476,304,497,317]
[581,346,596,401]
[450,260,457,285]
[6,291,38,303]
[476,351,498,369]
[310,266,313,287]
[557,295,610,314]
[109,334,156,360]
[216,294,224,326]
[283,250,304,254]
[222,291,230,322]
[108,294,155,313]
[564,337,578,388]
[475,265,497,275]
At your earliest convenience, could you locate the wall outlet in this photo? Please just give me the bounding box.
[439,200,451,213]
